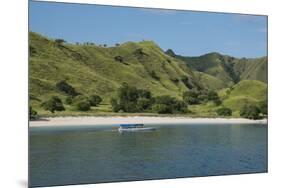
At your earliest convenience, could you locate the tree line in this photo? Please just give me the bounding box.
[30,81,267,120]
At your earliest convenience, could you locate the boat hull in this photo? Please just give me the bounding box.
[118,127,156,132]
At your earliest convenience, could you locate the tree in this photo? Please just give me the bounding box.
[115,43,120,47]
[55,39,66,46]
[165,49,176,57]
[41,96,65,113]
[110,83,152,113]
[114,56,123,63]
[240,104,261,120]
[150,71,159,80]
[65,96,73,105]
[181,76,193,89]
[153,95,187,114]
[216,107,232,116]
[173,100,188,113]
[76,100,91,111]
[183,89,221,105]
[89,95,102,106]
[207,90,221,105]
[29,106,38,120]
[183,90,200,105]
[259,100,267,115]
[152,104,171,114]
[110,98,120,112]
[134,48,147,60]
[137,98,151,111]
[138,89,152,99]
[29,45,36,56]
[134,48,145,56]
[56,80,78,96]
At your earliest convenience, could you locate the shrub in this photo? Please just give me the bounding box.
[29,106,38,120]
[150,71,160,80]
[240,104,261,119]
[110,98,120,112]
[259,100,267,115]
[55,39,66,46]
[152,104,171,114]
[110,83,152,113]
[137,98,152,111]
[29,45,36,56]
[56,80,78,96]
[183,90,200,105]
[173,100,188,113]
[206,90,221,105]
[183,89,221,105]
[76,100,91,111]
[154,95,174,105]
[153,95,187,114]
[89,95,102,106]
[216,107,232,116]
[138,90,152,99]
[207,91,219,101]
[114,56,123,63]
[181,76,193,89]
[213,98,222,105]
[65,96,73,105]
[171,78,179,83]
[41,96,65,113]
[134,48,146,56]
[165,49,176,57]
[197,93,208,103]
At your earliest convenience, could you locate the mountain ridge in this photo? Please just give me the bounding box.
[165,49,267,89]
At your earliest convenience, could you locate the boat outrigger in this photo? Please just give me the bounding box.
[118,124,156,132]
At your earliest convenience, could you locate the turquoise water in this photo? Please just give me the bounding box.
[29,123,267,187]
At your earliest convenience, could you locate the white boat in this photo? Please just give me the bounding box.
[118,124,156,132]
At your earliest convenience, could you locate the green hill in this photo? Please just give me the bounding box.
[166,50,267,89]
[29,32,201,114]
[193,71,229,90]
[222,80,267,112]
[233,57,267,82]
[29,32,267,117]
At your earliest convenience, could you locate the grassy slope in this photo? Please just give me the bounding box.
[194,71,228,90]
[189,80,267,117]
[30,32,267,117]
[172,53,237,87]
[29,32,200,115]
[233,57,268,82]
[167,51,267,89]
[222,80,267,114]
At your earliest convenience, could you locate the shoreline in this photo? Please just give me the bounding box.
[29,116,267,127]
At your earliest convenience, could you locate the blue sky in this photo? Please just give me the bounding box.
[29,1,267,58]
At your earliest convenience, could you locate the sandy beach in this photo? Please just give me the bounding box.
[29,116,267,127]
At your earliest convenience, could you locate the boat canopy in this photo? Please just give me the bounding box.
[120,124,144,128]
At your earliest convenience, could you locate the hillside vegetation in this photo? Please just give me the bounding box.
[166,50,267,89]
[29,32,267,118]
[222,80,267,112]
[29,32,201,115]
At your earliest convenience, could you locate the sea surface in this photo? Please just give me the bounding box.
[29,123,267,187]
